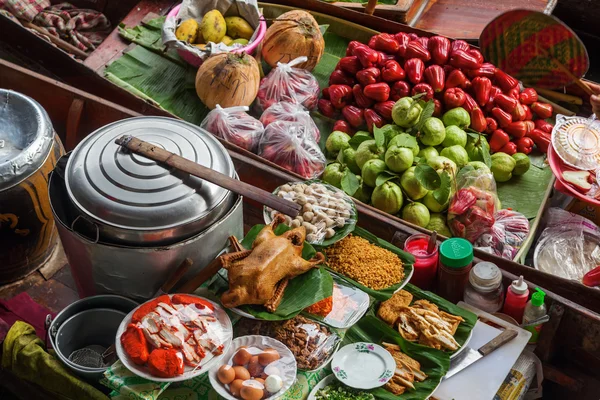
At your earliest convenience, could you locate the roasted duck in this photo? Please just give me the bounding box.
[220,214,325,312]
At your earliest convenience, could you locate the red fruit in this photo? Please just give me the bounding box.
[405,41,431,62]
[394,32,410,57]
[377,52,396,68]
[411,83,434,101]
[446,69,468,89]
[515,137,534,154]
[404,58,425,84]
[364,109,385,133]
[508,87,521,100]
[519,88,538,105]
[372,33,400,53]
[423,65,445,93]
[354,45,379,68]
[329,84,353,109]
[391,81,411,101]
[534,119,554,134]
[505,121,529,138]
[416,37,429,49]
[511,103,527,121]
[523,104,533,120]
[337,56,362,76]
[428,36,451,65]
[451,40,470,54]
[472,77,492,107]
[381,60,406,82]
[444,88,466,108]
[525,120,535,133]
[489,129,510,153]
[329,69,356,86]
[491,107,513,128]
[407,33,419,41]
[528,128,551,153]
[485,118,498,134]
[463,78,472,92]
[368,36,377,49]
[499,141,517,155]
[443,64,455,75]
[333,120,354,135]
[468,49,484,64]
[374,101,395,120]
[353,84,374,108]
[433,99,443,118]
[494,93,518,113]
[494,68,519,92]
[342,105,365,128]
[364,82,390,102]
[583,266,600,287]
[450,49,482,70]
[318,99,337,118]
[470,108,487,132]
[449,189,477,215]
[347,41,367,56]
[466,63,496,79]
[356,67,381,86]
[322,87,330,100]
[531,102,553,119]
[463,94,478,113]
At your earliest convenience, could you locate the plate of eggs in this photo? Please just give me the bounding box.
[209,335,297,400]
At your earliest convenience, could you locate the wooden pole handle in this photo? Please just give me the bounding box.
[365,0,378,15]
[178,258,223,294]
[538,47,595,96]
[115,135,301,217]
[478,329,518,356]
[23,22,88,60]
[160,258,193,293]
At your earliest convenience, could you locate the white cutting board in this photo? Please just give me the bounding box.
[431,302,531,400]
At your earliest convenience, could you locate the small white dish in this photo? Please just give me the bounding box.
[331,342,395,389]
[307,374,337,400]
[208,335,297,400]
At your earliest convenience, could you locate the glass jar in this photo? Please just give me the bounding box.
[463,262,504,313]
[404,233,439,290]
[437,238,473,304]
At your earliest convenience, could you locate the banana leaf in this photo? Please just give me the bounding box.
[207,223,334,321]
[323,226,415,301]
[343,314,449,400]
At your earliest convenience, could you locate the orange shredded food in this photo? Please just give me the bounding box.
[305,296,333,316]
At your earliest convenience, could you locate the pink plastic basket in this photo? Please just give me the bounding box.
[548,144,600,206]
[167,4,266,68]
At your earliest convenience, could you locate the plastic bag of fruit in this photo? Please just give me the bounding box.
[447,168,501,242]
[200,105,264,152]
[260,102,320,141]
[258,120,326,179]
[475,209,529,259]
[256,56,320,112]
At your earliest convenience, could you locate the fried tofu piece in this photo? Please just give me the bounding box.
[440,311,465,335]
[412,299,439,313]
[397,312,419,341]
[385,381,406,395]
[378,290,413,325]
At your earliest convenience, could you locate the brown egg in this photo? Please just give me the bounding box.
[230,379,244,397]
[247,355,264,378]
[218,364,236,384]
[240,380,264,400]
[233,347,252,366]
[258,349,281,366]
[233,366,251,381]
[254,378,266,385]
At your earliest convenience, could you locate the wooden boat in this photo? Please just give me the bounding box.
[1,57,599,399]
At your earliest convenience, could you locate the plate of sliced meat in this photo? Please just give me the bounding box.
[115,294,233,382]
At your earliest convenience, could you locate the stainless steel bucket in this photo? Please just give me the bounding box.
[49,157,243,301]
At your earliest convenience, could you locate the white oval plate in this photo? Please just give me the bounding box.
[208,335,297,400]
[307,374,337,400]
[331,342,395,389]
[115,294,233,382]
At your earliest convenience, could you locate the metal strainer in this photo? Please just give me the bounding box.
[68,345,116,368]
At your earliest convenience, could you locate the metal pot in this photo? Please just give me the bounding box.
[64,116,236,247]
[0,90,64,283]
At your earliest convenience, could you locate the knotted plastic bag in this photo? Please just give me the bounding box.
[201,105,264,152]
[260,102,320,141]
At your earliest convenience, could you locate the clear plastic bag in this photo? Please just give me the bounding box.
[264,181,357,245]
[258,121,326,179]
[201,105,264,152]
[534,208,600,282]
[475,209,529,260]
[260,102,320,141]
[447,168,500,242]
[256,56,320,112]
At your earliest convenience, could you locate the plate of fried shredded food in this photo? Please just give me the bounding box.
[115,294,233,382]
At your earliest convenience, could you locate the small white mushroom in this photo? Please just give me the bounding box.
[284,216,293,225]
[302,203,313,213]
[304,186,314,195]
[280,184,292,192]
[303,211,314,221]
[325,228,336,239]
[318,196,330,205]
[306,195,317,204]
[302,222,316,233]
[340,210,351,219]
[326,208,337,217]
[295,216,304,224]
[293,185,304,193]
[296,194,307,205]
[277,191,286,198]
[290,219,301,228]
[315,210,328,220]
[335,217,346,228]
[270,210,278,220]
[334,191,345,199]
[306,233,318,242]
[315,221,327,231]
[325,217,335,228]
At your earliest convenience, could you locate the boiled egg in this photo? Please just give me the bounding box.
[233,347,252,366]
[263,364,280,377]
[265,375,283,393]
[254,378,266,385]
[217,364,235,384]
[258,349,280,366]
[229,379,244,397]
[240,380,264,400]
[233,366,251,381]
[247,356,264,378]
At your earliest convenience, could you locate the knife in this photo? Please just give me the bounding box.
[445,329,518,379]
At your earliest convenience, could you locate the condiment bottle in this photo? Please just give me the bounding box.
[502,276,529,323]
[523,288,547,344]
[404,233,439,291]
[437,238,474,304]
[463,261,504,313]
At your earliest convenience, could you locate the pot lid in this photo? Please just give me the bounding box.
[0,90,54,190]
[65,117,235,233]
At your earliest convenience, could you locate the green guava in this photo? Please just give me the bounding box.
[371,181,404,214]
[491,152,517,182]
[427,155,458,176]
[427,213,452,237]
[342,147,361,174]
[325,131,351,157]
[442,107,471,128]
[467,161,491,173]
[402,203,431,228]
[392,97,423,128]
[400,166,428,200]
[353,176,373,203]
[385,145,414,173]
[420,117,446,146]
[362,159,387,187]
[389,133,420,156]
[512,153,531,176]
[442,126,467,147]
[418,146,439,161]
[465,135,490,163]
[322,162,346,189]
[440,145,469,169]
[422,190,450,213]
[355,140,385,170]
[378,124,404,145]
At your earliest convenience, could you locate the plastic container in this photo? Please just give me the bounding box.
[501,275,529,323]
[523,288,547,344]
[404,233,439,291]
[437,238,474,304]
[463,262,504,313]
